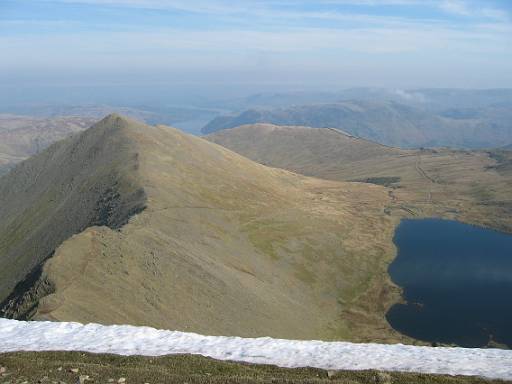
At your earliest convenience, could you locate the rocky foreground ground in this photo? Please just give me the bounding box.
[1,352,509,384]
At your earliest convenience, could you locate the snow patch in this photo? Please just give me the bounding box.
[0,319,511,380]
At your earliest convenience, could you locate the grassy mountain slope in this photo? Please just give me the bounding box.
[0,115,403,343]
[202,101,512,149]
[0,115,97,175]
[208,124,512,233]
[207,124,401,177]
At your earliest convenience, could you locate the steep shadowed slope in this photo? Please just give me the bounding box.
[0,114,146,317]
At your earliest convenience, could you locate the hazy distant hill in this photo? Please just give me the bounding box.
[0,114,403,343]
[203,99,512,149]
[208,124,512,233]
[0,114,97,175]
[224,88,512,111]
[203,101,431,147]
[1,104,220,134]
[408,88,512,111]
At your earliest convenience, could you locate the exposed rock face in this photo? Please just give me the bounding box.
[0,265,54,319]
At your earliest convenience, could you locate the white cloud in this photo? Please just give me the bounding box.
[5,0,511,88]
[36,0,511,23]
[3,21,510,68]
[438,0,509,21]
[36,0,268,14]
[480,7,509,22]
[439,0,471,16]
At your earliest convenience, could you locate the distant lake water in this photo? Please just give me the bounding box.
[386,218,512,348]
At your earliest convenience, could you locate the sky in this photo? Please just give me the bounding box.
[1,0,511,103]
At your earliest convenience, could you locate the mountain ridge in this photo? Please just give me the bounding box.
[0,114,404,343]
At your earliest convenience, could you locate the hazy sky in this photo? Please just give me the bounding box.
[1,0,512,95]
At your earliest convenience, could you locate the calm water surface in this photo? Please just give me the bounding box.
[386,218,512,348]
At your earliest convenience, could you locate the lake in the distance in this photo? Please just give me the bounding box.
[386,218,512,348]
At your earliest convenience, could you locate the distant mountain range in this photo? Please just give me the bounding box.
[222,88,512,112]
[202,100,512,149]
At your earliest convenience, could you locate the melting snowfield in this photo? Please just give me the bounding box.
[0,319,511,380]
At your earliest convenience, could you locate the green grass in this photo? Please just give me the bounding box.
[242,219,305,261]
[0,351,509,384]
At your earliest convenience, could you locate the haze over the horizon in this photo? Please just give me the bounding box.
[1,0,512,105]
